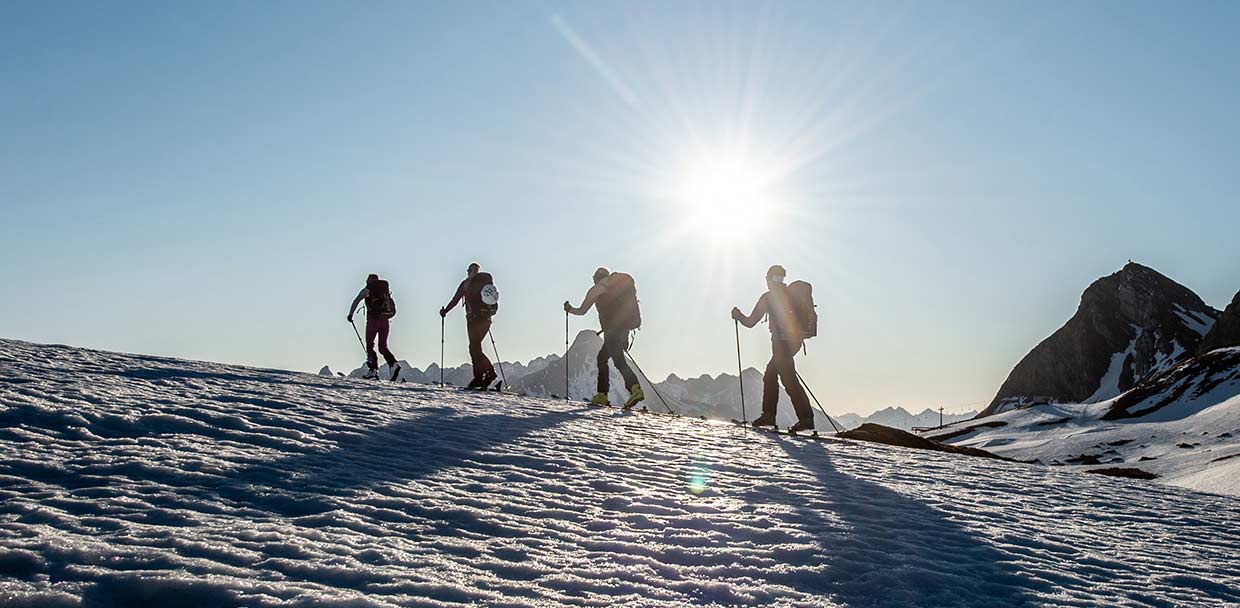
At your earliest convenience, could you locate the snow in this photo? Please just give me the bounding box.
[931,348,1240,497]
[1084,327,1140,403]
[1151,339,1186,376]
[3,338,1240,607]
[1173,304,1215,336]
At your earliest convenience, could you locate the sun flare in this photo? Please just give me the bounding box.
[676,151,775,240]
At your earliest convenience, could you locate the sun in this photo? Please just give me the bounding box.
[675,151,775,239]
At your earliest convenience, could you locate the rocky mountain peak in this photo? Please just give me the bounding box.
[982,262,1219,417]
[1080,262,1213,331]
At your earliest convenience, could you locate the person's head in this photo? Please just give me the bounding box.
[765,265,786,288]
[367,273,380,284]
[592,267,610,285]
[467,262,480,278]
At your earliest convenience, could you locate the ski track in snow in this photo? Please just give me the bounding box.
[1,340,1239,607]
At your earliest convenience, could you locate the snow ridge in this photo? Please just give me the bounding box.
[2,339,1239,607]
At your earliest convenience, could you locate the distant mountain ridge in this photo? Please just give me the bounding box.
[324,331,974,429]
[838,407,978,431]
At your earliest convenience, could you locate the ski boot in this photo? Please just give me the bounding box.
[751,414,776,428]
[479,369,498,390]
[590,393,610,406]
[388,363,402,382]
[622,384,645,409]
[789,418,815,434]
[363,369,380,380]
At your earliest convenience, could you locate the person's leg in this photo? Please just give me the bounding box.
[760,353,780,420]
[596,342,610,395]
[606,331,639,389]
[775,340,813,422]
[467,318,489,382]
[476,318,494,377]
[364,319,380,371]
[377,319,396,367]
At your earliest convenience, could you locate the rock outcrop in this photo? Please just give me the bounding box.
[1198,290,1240,354]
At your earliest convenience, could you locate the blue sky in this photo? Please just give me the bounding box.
[2,1,1238,415]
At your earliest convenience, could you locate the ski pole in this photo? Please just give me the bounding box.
[735,319,747,426]
[488,329,506,388]
[624,350,675,415]
[440,315,445,386]
[564,310,570,401]
[350,318,366,353]
[796,370,842,433]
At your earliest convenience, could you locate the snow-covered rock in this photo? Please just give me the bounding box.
[930,347,1240,497]
[3,338,1240,606]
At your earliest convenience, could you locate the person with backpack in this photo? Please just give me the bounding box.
[347,273,401,381]
[564,267,644,408]
[731,265,817,432]
[440,262,500,390]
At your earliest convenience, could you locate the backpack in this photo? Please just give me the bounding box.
[596,272,641,331]
[365,280,397,320]
[768,281,816,341]
[787,280,817,341]
[465,272,499,318]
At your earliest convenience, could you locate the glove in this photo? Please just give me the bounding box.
[347,315,354,323]
[563,301,572,313]
[731,307,744,322]
[439,307,447,318]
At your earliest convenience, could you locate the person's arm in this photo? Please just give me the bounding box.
[348,287,368,321]
[441,280,468,316]
[731,292,768,328]
[564,284,607,316]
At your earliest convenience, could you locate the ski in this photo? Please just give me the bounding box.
[729,419,826,440]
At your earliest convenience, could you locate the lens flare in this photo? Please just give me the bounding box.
[687,461,711,495]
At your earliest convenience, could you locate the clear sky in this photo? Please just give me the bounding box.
[3,1,1239,415]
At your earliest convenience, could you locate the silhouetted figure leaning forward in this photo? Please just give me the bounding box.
[564,267,645,408]
[348,273,401,381]
[732,265,817,433]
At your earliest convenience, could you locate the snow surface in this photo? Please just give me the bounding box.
[3,338,1240,607]
[932,348,1240,497]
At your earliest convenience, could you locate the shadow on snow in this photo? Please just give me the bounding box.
[757,436,1042,607]
[211,405,590,525]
